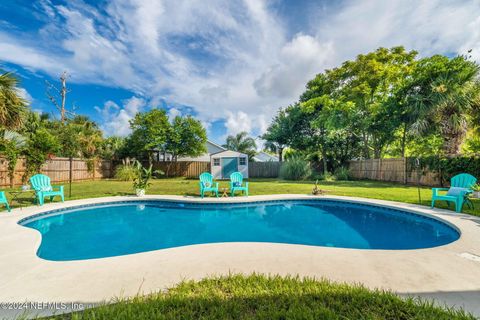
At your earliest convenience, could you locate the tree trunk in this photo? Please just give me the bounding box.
[400,123,407,158]
[362,132,370,159]
[278,147,283,162]
[440,118,467,156]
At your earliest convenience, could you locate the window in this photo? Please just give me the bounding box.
[213,158,220,166]
[239,157,247,166]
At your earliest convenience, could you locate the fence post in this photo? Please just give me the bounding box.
[69,157,73,198]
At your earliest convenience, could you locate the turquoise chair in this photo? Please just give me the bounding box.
[199,172,218,198]
[230,172,249,197]
[431,173,477,213]
[29,174,65,206]
[0,191,10,212]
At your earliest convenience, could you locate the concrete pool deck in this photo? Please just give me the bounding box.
[1,194,480,319]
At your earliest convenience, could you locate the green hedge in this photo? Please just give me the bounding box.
[407,156,480,185]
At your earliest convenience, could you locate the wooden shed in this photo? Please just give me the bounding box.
[210,150,249,179]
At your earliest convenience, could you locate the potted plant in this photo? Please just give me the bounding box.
[472,184,480,199]
[133,161,153,197]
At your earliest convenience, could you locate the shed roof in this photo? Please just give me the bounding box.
[210,150,248,157]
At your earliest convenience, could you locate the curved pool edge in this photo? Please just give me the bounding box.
[3,194,475,250]
[1,195,480,317]
[13,194,462,228]
[17,196,461,259]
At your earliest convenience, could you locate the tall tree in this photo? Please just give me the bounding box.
[262,108,294,162]
[100,136,125,160]
[165,115,207,161]
[0,71,28,130]
[402,55,480,155]
[126,109,170,162]
[223,131,257,160]
[301,46,417,159]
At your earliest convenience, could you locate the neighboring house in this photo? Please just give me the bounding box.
[253,151,279,162]
[156,140,226,161]
[158,140,277,163]
[210,150,249,179]
[177,140,226,161]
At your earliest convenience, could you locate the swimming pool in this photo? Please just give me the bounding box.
[20,200,460,261]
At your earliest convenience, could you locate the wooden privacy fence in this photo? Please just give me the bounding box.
[248,162,282,178]
[152,161,210,178]
[0,157,114,187]
[0,158,284,187]
[150,161,283,178]
[348,158,440,186]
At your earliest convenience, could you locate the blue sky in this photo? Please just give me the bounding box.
[1,0,479,145]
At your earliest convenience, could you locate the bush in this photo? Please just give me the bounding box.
[334,167,350,181]
[280,157,312,180]
[317,172,335,181]
[115,161,138,181]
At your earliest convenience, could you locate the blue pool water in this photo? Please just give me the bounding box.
[21,200,459,261]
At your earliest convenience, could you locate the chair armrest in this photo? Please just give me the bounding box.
[53,185,64,192]
[432,188,449,196]
[245,182,249,188]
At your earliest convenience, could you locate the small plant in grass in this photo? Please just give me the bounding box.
[115,158,138,181]
[334,167,350,181]
[280,156,312,180]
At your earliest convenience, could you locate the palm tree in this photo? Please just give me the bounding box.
[0,72,28,130]
[223,131,257,160]
[409,56,480,155]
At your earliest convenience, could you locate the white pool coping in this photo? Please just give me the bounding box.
[1,194,480,319]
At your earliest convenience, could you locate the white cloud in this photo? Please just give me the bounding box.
[16,88,33,103]
[316,0,480,63]
[225,111,252,136]
[167,107,181,121]
[96,96,146,136]
[1,0,480,139]
[254,34,333,99]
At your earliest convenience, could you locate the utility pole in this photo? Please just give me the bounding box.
[60,72,67,123]
[46,71,73,123]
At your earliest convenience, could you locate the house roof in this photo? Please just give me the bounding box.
[207,140,226,151]
[210,150,248,157]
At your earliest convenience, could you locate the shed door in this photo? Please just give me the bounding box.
[221,157,238,179]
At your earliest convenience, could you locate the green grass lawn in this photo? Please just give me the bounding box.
[3,178,479,216]
[48,274,474,320]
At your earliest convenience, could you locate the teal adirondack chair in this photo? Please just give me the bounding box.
[0,191,10,212]
[199,172,219,198]
[431,173,477,213]
[29,174,65,206]
[230,172,249,197]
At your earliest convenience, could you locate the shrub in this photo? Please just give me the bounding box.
[280,157,312,180]
[317,172,335,181]
[334,167,350,181]
[115,159,138,181]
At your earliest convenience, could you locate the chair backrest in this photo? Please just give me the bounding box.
[230,172,243,185]
[450,173,477,189]
[199,172,213,186]
[30,174,52,191]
